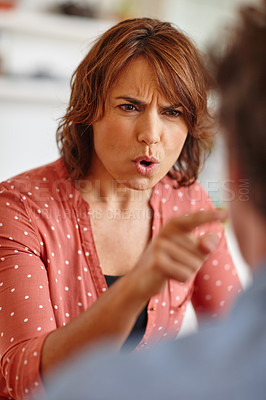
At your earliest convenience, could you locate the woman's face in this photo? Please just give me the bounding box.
[91,57,188,191]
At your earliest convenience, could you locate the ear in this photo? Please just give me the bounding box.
[227,153,242,190]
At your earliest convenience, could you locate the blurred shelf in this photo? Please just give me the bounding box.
[0,9,115,41]
[0,76,70,103]
[0,10,116,103]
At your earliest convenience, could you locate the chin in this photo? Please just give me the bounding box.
[127,175,161,190]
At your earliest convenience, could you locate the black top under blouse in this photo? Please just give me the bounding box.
[104,274,148,352]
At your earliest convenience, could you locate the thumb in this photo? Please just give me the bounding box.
[198,233,220,254]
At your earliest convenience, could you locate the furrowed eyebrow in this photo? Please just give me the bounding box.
[116,96,183,110]
[162,103,182,110]
[115,96,145,106]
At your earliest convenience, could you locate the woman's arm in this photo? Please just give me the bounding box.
[191,223,242,318]
[0,182,224,398]
[41,209,224,379]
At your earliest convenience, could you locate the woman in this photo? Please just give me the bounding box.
[0,18,241,399]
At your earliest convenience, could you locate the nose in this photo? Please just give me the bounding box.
[136,112,161,146]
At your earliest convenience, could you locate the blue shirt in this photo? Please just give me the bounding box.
[41,263,266,400]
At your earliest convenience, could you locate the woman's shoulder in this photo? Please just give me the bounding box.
[158,176,213,200]
[1,158,67,188]
[0,158,70,212]
[0,158,70,198]
[155,176,215,213]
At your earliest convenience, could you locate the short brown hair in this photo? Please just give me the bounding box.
[213,3,266,216]
[57,18,213,186]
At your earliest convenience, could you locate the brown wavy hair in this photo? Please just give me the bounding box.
[57,17,214,186]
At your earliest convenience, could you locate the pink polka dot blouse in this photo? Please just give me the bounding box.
[0,158,241,399]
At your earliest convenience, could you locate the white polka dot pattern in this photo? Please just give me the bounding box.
[0,159,242,397]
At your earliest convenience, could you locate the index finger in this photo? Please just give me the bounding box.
[172,208,228,233]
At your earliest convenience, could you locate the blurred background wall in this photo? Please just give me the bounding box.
[0,0,256,334]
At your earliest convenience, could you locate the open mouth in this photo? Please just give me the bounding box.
[134,156,159,176]
[140,160,152,167]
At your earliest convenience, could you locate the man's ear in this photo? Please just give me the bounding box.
[227,153,242,189]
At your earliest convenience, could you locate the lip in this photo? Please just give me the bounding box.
[133,155,159,176]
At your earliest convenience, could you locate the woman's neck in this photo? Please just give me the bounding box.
[77,176,152,211]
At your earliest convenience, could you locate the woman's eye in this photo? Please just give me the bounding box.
[165,109,182,117]
[119,104,138,112]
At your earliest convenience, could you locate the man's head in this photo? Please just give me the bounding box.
[214,2,266,267]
